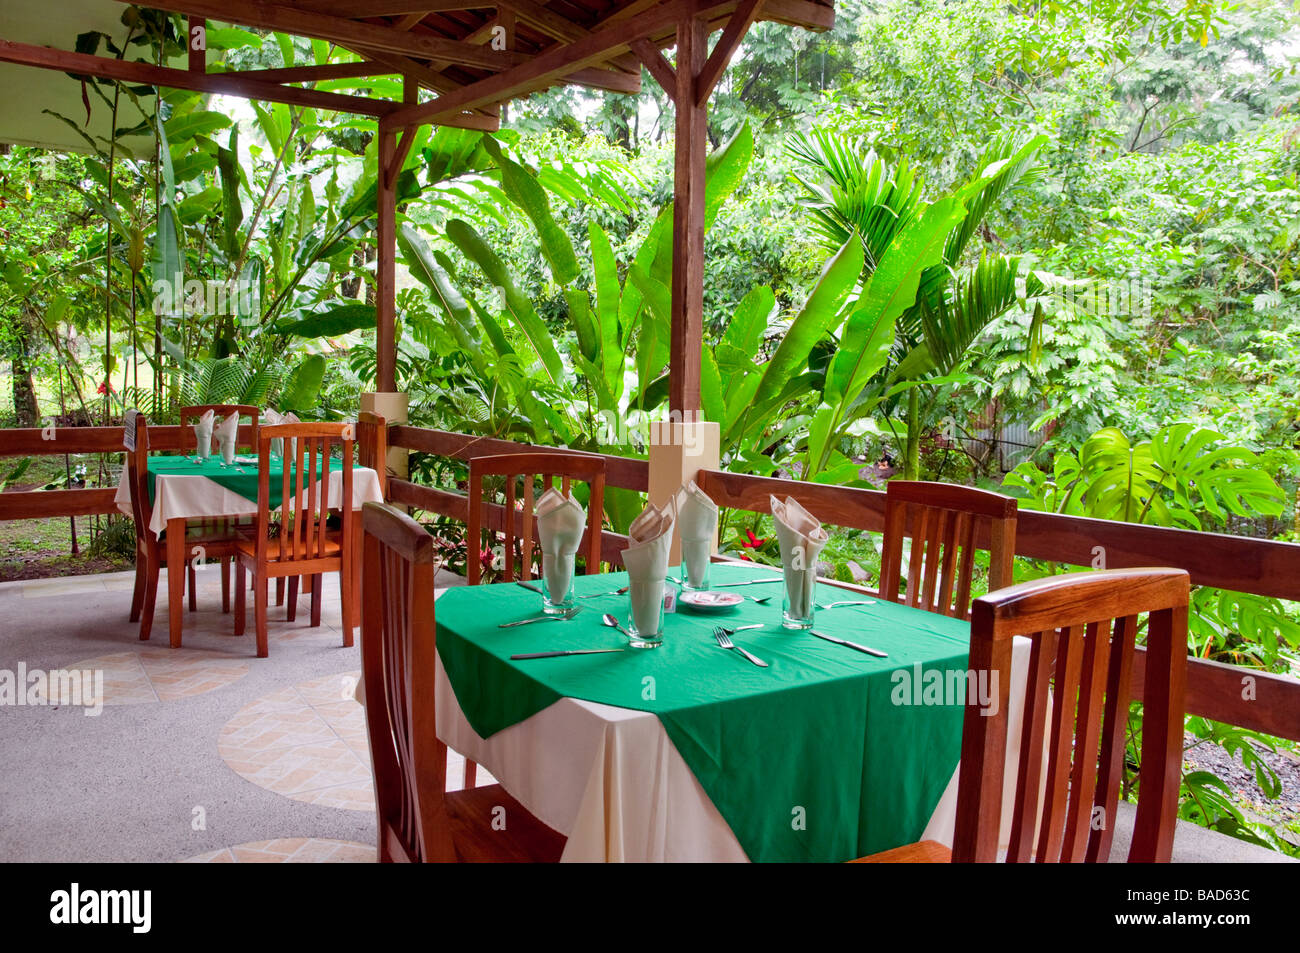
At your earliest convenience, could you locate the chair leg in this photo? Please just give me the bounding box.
[187,562,197,612]
[234,562,247,637]
[310,573,323,627]
[129,561,145,623]
[340,567,353,648]
[275,577,285,606]
[286,576,298,622]
[139,558,160,642]
[221,559,231,614]
[254,574,269,658]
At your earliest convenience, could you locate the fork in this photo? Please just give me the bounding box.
[815,599,876,610]
[713,626,768,667]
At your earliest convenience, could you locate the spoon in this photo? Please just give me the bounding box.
[601,613,633,638]
[748,594,774,605]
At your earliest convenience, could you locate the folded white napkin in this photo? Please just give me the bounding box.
[535,487,587,604]
[674,480,718,588]
[263,408,300,461]
[193,409,214,459]
[622,500,676,635]
[215,412,239,465]
[770,494,829,619]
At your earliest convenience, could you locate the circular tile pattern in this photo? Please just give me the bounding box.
[180,837,375,863]
[38,648,250,706]
[218,671,376,812]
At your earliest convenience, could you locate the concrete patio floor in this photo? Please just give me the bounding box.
[0,565,1290,863]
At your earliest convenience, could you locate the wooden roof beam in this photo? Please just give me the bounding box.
[110,0,526,71]
[0,37,398,116]
[291,0,485,16]
[386,0,738,127]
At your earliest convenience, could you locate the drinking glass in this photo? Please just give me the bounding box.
[626,578,665,648]
[781,569,816,630]
[541,552,576,615]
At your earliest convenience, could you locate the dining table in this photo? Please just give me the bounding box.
[432,561,1037,863]
[113,454,383,646]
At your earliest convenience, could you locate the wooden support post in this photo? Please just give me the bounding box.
[668,16,708,417]
[376,124,399,395]
[188,17,205,72]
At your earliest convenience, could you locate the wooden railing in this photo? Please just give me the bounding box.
[386,426,1300,745]
[0,423,256,521]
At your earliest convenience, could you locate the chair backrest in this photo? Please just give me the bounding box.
[124,411,152,547]
[466,452,605,586]
[356,412,388,497]
[178,404,260,453]
[953,567,1190,863]
[878,480,1017,618]
[253,422,354,569]
[360,501,455,862]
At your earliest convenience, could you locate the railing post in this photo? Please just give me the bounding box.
[648,413,719,564]
[361,392,408,503]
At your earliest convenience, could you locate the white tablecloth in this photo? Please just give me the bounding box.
[113,464,383,536]
[433,634,1037,862]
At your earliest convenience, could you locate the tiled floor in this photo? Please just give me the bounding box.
[0,565,470,862]
[218,670,483,814]
[37,647,249,705]
[181,837,376,863]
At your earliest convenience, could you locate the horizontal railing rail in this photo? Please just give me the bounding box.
[0,424,255,522]
[389,427,1300,744]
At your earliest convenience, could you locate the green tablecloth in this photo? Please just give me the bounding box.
[146,456,301,508]
[435,561,971,863]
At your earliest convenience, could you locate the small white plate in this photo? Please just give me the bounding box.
[679,591,744,611]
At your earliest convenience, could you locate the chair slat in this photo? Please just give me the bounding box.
[920,508,946,611]
[1036,624,1086,862]
[1007,629,1057,862]
[1060,619,1115,861]
[1086,614,1138,862]
[905,505,928,607]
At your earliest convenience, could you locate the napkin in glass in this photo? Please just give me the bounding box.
[535,486,587,604]
[622,500,676,635]
[193,409,214,459]
[674,479,717,588]
[262,408,300,461]
[215,412,239,464]
[770,495,829,619]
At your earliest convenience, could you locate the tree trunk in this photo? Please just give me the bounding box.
[11,310,40,425]
[904,387,921,480]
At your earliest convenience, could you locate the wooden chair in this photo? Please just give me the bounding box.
[233,422,354,658]
[466,452,606,586]
[359,501,566,862]
[356,412,389,497]
[878,480,1018,618]
[177,403,261,612]
[463,452,605,788]
[178,404,260,453]
[124,413,243,642]
[855,567,1190,863]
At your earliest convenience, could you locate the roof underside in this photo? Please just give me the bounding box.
[0,0,835,149]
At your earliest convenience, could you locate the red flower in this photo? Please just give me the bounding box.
[741,528,765,549]
[96,381,115,395]
[739,553,753,561]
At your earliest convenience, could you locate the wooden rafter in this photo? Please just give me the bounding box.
[219,61,398,83]
[107,0,526,71]
[695,0,762,105]
[0,37,399,117]
[385,0,737,127]
[291,0,482,16]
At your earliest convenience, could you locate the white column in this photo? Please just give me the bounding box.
[647,416,720,564]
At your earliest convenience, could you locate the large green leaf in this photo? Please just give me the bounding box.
[587,221,623,401]
[745,232,864,424]
[828,195,965,403]
[164,110,231,144]
[150,206,182,309]
[275,301,377,338]
[278,354,327,414]
[446,218,564,384]
[482,137,579,285]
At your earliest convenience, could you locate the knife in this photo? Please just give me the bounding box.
[809,630,888,658]
[499,607,583,627]
[713,578,782,588]
[515,581,543,594]
[510,648,625,660]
